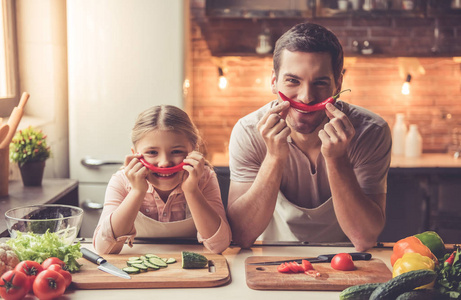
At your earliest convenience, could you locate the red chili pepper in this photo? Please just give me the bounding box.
[444,251,456,266]
[139,158,188,174]
[278,89,351,112]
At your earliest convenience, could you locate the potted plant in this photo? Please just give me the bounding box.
[9,126,51,186]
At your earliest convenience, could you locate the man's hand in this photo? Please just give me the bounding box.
[319,103,355,159]
[257,101,291,160]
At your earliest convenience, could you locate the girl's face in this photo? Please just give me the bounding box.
[134,129,193,193]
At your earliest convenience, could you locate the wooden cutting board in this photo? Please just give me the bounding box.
[71,253,230,289]
[245,256,392,291]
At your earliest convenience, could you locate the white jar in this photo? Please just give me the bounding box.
[392,113,407,156]
[405,124,423,158]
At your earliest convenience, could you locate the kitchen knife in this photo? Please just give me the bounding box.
[81,248,131,279]
[248,252,372,265]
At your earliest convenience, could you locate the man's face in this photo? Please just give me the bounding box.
[271,50,342,135]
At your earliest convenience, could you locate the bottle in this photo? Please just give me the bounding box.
[392,113,407,156]
[405,124,423,158]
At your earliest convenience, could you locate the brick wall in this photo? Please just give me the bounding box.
[189,1,461,163]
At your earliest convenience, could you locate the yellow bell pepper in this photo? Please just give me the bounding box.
[392,252,436,289]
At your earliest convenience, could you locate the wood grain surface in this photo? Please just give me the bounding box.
[245,256,392,291]
[71,253,230,289]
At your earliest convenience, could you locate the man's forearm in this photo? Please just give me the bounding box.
[326,156,386,251]
[227,155,285,248]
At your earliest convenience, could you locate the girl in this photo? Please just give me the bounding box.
[93,105,231,254]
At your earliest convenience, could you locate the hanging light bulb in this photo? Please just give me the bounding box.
[218,67,227,90]
[401,74,411,95]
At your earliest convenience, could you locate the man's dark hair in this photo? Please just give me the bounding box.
[273,23,344,83]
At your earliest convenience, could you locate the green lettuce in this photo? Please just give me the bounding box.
[6,230,82,272]
[435,248,461,299]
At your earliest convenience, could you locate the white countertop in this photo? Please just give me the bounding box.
[66,243,393,300]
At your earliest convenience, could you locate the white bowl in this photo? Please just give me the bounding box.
[5,204,84,245]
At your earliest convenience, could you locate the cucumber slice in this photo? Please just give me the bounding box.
[131,263,148,271]
[149,257,167,267]
[139,255,147,261]
[145,254,160,259]
[166,258,176,264]
[128,257,141,261]
[143,261,160,270]
[127,260,143,266]
[122,267,140,274]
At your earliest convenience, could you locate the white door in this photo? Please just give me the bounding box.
[67,0,186,237]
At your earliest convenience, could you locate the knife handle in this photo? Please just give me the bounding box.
[317,252,372,262]
[81,248,106,265]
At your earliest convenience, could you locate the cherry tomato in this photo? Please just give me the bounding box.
[47,264,72,288]
[331,253,355,271]
[33,269,66,300]
[301,259,314,271]
[41,257,65,270]
[0,270,29,300]
[277,262,291,273]
[14,260,44,293]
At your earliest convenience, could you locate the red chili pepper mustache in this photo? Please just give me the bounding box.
[278,89,351,112]
[139,158,188,174]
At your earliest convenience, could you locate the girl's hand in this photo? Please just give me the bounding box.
[124,153,149,193]
[181,151,205,193]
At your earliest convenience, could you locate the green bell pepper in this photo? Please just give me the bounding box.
[414,231,446,259]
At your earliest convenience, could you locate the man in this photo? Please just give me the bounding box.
[226,23,391,251]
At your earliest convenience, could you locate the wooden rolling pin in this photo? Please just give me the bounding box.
[0,92,29,149]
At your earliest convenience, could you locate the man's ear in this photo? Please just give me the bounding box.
[270,70,277,94]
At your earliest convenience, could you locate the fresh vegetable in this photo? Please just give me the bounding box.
[444,251,456,267]
[181,251,208,269]
[339,282,382,300]
[369,269,437,300]
[122,267,140,274]
[47,264,72,288]
[32,269,66,300]
[301,259,313,271]
[278,89,351,112]
[0,243,20,277]
[139,158,188,174]
[276,259,319,277]
[390,236,437,266]
[392,252,436,289]
[277,263,291,273]
[395,289,442,300]
[0,270,29,300]
[41,257,65,270]
[14,260,43,293]
[435,248,461,299]
[6,230,82,273]
[331,253,355,271]
[124,254,176,275]
[414,231,446,259]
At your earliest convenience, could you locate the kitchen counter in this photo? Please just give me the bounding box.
[0,179,79,237]
[66,242,394,300]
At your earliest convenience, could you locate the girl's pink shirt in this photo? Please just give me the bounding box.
[93,166,231,254]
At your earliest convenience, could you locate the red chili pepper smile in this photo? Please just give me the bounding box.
[278,89,351,112]
[139,158,188,174]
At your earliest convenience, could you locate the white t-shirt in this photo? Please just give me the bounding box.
[229,100,392,209]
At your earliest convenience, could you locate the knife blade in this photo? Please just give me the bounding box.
[81,248,131,279]
[248,252,372,265]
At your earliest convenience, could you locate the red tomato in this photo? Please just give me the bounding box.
[287,262,304,273]
[33,269,66,300]
[301,259,314,271]
[47,264,72,288]
[277,262,291,273]
[331,253,355,271]
[0,270,29,300]
[14,260,44,293]
[41,257,65,270]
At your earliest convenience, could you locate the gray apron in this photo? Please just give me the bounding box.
[258,192,349,242]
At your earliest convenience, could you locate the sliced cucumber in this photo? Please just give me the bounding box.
[145,254,160,259]
[149,257,167,267]
[166,258,176,264]
[122,267,140,274]
[127,260,143,266]
[131,263,148,272]
[143,261,160,270]
[128,256,141,261]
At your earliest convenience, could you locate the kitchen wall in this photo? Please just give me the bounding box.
[9,0,68,179]
[189,0,461,164]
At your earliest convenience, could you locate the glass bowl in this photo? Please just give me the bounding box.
[5,204,84,245]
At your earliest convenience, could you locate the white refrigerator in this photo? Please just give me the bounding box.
[67,0,188,237]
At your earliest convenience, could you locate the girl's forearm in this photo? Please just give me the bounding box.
[183,189,221,239]
[110,189,146,238]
